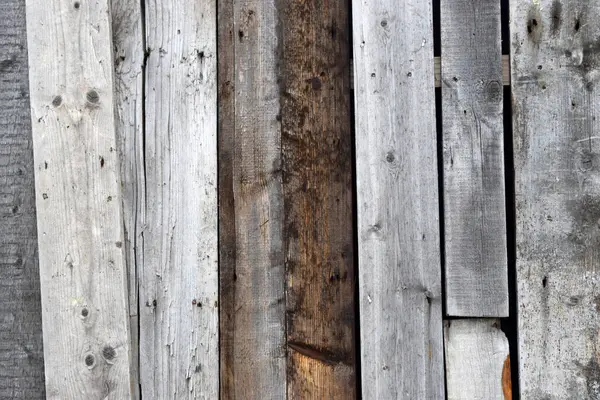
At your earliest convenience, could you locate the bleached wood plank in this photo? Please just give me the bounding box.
[511,1,600,398]
[441,0,508,317]
[25,0,133,397]
[444,319,510,400]
[140,0,218,398]
[434,55,510,88]
[352,0,444,398]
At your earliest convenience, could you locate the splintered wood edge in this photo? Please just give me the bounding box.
[435,54,510,87]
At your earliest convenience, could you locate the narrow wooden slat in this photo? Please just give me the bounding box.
[444,319,510,400]
[511,1,600,398]
[281,0,356,398]
[218,0,287,397]
[434,55,511,88]
[441,0,508,317]
[140,0,218,397]
[0,0,45,397]
[352,1,445,398]
[25,0,133,397]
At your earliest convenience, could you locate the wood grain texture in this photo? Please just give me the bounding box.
[140,0,218,398]
[218,0,287,398]
[280,0,356,398]
[511,1,600,398]
[0,0,45,397]
[441,0,508,317]
[434,55,511,88]
[444,319,509,400]
[352,0,445,398]
[25,0,134,397]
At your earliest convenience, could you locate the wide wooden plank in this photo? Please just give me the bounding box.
[25,0,134,397]
[140,0,218,398]
[0,0,45,397]
[511,1,600,398]
[280,0,356,398]
[352,1,445,398]
[444,319,510,400]
[434,55,511,88]
[218,0,286,398]
[441,0,508,317]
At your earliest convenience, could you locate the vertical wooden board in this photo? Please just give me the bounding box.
[0,0,45,397]
[352,0,444,398]
[281,0,356,398]
[444,319,510,400]
[111,0,145,397]
[511,1,600,398]
[441,0,508,317]
[25,0,133,398]
[218,0,287,398]
[140,0,218,398]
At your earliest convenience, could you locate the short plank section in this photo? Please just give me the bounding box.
[0,0,45,397]
[441,0,508,317]
[140,0,218,398]
[352,0,445,398]
[444,319,510,400]
[511,1,600,398]
[25,0,133,397]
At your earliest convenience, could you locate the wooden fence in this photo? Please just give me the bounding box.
[1,0,598,398]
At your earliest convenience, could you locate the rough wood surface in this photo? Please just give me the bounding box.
[352,0,445,398]
[441,0,508,317]
[218,0,287,398]
[434,55,511,88]
[25,0,134,397]
[280,0,356,398]
[0,0,45,397]
[140,0,218,398]
[511,1,600,398]
[444,319,510,400]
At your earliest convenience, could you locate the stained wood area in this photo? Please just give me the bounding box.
[511,0,600,398]
[25,0,133,397]
[441,0,508,317]
[352,0,445,398]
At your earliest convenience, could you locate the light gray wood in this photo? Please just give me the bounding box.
[441,0,508,317]
[111,0,145,397]
[511,1,600,398]
[25,0,134,397]
[0,0,45,397]
[352,1,444,398]
[444,319,510,400]
[435,55,511,88]
[140,0,218,398]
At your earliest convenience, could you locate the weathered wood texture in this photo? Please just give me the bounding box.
[435,55,511,88]
[511,1,600,398]
[281,0,356,398]
[444,319,510,400]
[25,0,134,397]
[111,0,144,397]
[218,0,287,397]
[441,0,508,317]
[352,0,444,398]
[0,0,45,397]
[140,0,218,398]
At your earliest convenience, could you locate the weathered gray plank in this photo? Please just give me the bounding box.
[218,0,286,398]
[444,319,510,400]
[25,0,134,397]
[0,0,45,397]
[441,0,508,317]
[435,55,511,88]
[140,0,218,398]
[352,1,445,398]
[511,1,600,398]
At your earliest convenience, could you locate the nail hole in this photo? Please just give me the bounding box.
[74,1,80,8]
[81,308,89,317]
[52,95,62,107]
[86,90,99,104]
[84,354,95,367]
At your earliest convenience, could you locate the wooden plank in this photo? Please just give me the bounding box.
[140,0,218,398]
[218,0,286,398]
[111,0,145,397]
[441,0,508,317]
[25,0,134,397]
[280,0,356,398]
[352,1,444,398]
[444,319,510,400]
[0,0,45,397]
[511,1,600,398]
[434,55,511,88]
